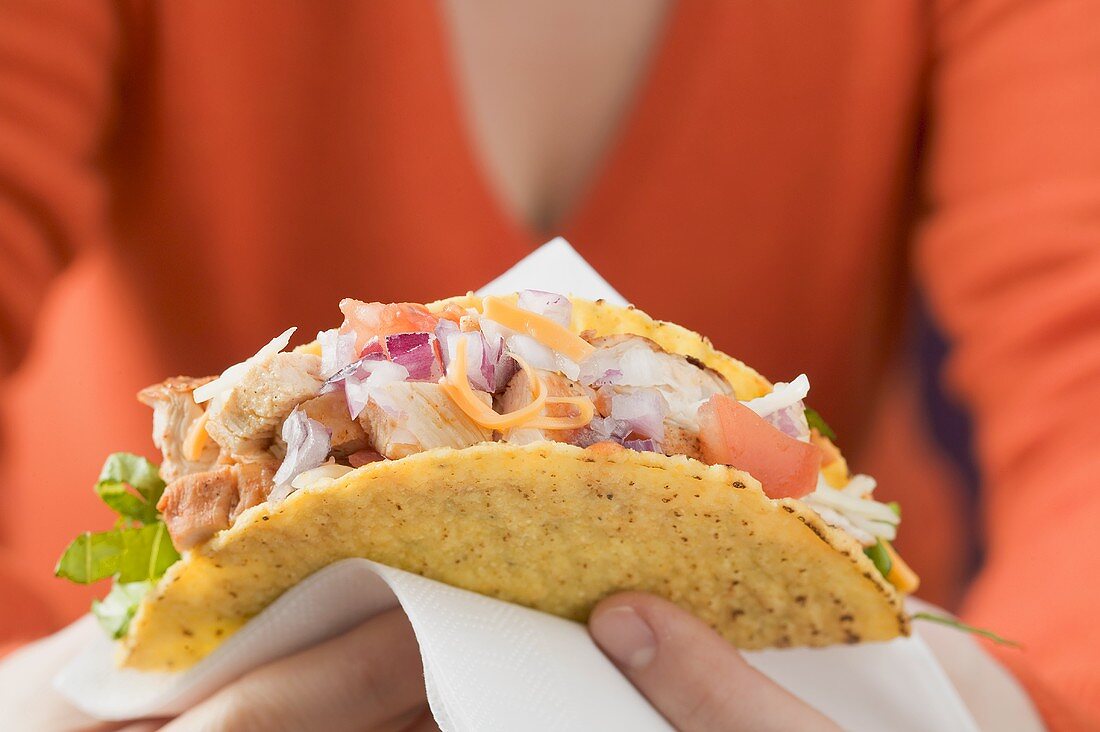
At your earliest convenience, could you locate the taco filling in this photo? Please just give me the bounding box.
[137,292,911,591]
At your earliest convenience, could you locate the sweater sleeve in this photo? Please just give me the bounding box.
[0,0,117,376]
[0,0,118,644]
[916,0,1100,728]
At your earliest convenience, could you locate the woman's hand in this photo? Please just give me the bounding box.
[588,592,840,732]
[1,609,440,732]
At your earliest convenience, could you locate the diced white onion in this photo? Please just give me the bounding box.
[345,361,411,418]
[504,334,557,372]
[318,328,358,379]
[517,290,572,327]
[271,408,332,500]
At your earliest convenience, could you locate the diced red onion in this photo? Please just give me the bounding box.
[437,324,521,394]
[440,315,576,392]
[318,328,358,379]
[482,330,517,391]
[479,335,498,389]
[517,290,572,327]
[621,438,660,453]
[271,409,332,499]
[475,319,517,391]
[609,388,669,442]
[385,332,441,381]
[765,403,810,441]
[344,361,410,418]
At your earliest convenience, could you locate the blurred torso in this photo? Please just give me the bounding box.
[1,1,973,632]
[440,0,670,231]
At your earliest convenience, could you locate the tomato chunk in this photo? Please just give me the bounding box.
[698,394,822,498]
[339,299,440,353]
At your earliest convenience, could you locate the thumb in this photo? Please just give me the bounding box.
[588,593,839,732]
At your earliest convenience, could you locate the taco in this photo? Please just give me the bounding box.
[56,292,919,671]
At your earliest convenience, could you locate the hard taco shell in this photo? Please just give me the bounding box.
[121,298,907,670]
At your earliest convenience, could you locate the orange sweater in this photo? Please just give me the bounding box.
[1,2,1097,728]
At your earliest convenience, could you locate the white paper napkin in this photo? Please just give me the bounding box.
[55,238,979,731]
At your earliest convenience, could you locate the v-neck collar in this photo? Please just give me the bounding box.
[430,0,697,250]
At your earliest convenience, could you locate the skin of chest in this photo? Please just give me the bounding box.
[439,0,672,232]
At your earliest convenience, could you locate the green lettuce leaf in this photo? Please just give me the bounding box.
[912,612,1020,647]
[94,453,166,525]
[863,539,893,578]
[804,407,836,441]
[55,522,179,584]
[92,580,154,639]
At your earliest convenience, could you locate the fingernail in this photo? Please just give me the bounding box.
[590,606,657,669]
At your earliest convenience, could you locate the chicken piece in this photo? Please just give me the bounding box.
[347,449,385,467]
[584,334,732,430]
[496,368,596,445]
[205,352,323,455]
[157,456,280,549]
[358,382,492,459]
[659,422,706,461]
[298,391,369,456]
[137,376,219,481]
[157,466,238,550]
[230,456,277,521]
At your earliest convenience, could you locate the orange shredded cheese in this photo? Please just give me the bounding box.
[482,296,595,363]
[182,408,211,461]
[441,338,596,432]
[440,339,549,429]
[884,542,920,594]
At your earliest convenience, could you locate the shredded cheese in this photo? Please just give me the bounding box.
[441,339,549,429]
[182,409,210,461]
[482,296,595,363]
[884,542,920,594]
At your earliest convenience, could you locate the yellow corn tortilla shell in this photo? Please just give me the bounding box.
[124,443,906,670]
[122,295,907,670]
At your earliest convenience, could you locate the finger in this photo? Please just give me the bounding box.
[165,607,426,732]
[0,615,99,685]
[589,593,839,732]
[398,707,441,732]
[119,721,169,732]
[0,616,131,732]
